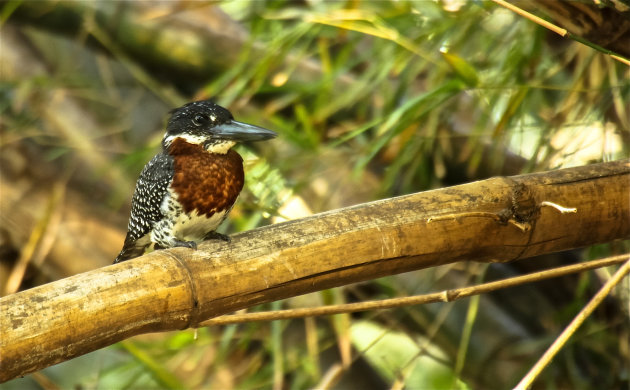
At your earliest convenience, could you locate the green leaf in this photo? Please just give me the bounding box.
[351,321,469,389]
[118,340,184,390]
[441,51,479,87]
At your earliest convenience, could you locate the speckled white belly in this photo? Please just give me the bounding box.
[151,187,233,247]
[171,208,228,242]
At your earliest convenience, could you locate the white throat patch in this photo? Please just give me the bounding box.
[205,140,236,154]
[163,133,206,147]
[163,134,235,154]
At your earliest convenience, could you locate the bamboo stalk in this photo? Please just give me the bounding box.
[1,160,629,382]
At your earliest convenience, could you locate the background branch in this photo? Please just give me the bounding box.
[516,257,630,389]
[200,254,629,325]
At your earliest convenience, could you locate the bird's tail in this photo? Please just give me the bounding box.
[114,248,143,263]
[114,235,148,263]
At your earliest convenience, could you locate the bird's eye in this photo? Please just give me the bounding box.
[192,114,209,126]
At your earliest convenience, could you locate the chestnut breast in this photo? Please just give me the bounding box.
[168,138,244,218]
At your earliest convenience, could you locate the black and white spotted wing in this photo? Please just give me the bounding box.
[114,153,174,263]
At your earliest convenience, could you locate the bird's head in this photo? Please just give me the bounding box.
[163,100,276,154]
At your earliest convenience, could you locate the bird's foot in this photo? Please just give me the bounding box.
[204,231,231,242]
[172,240,198,250]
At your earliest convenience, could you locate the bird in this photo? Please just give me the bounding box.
[114,100,276,263]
